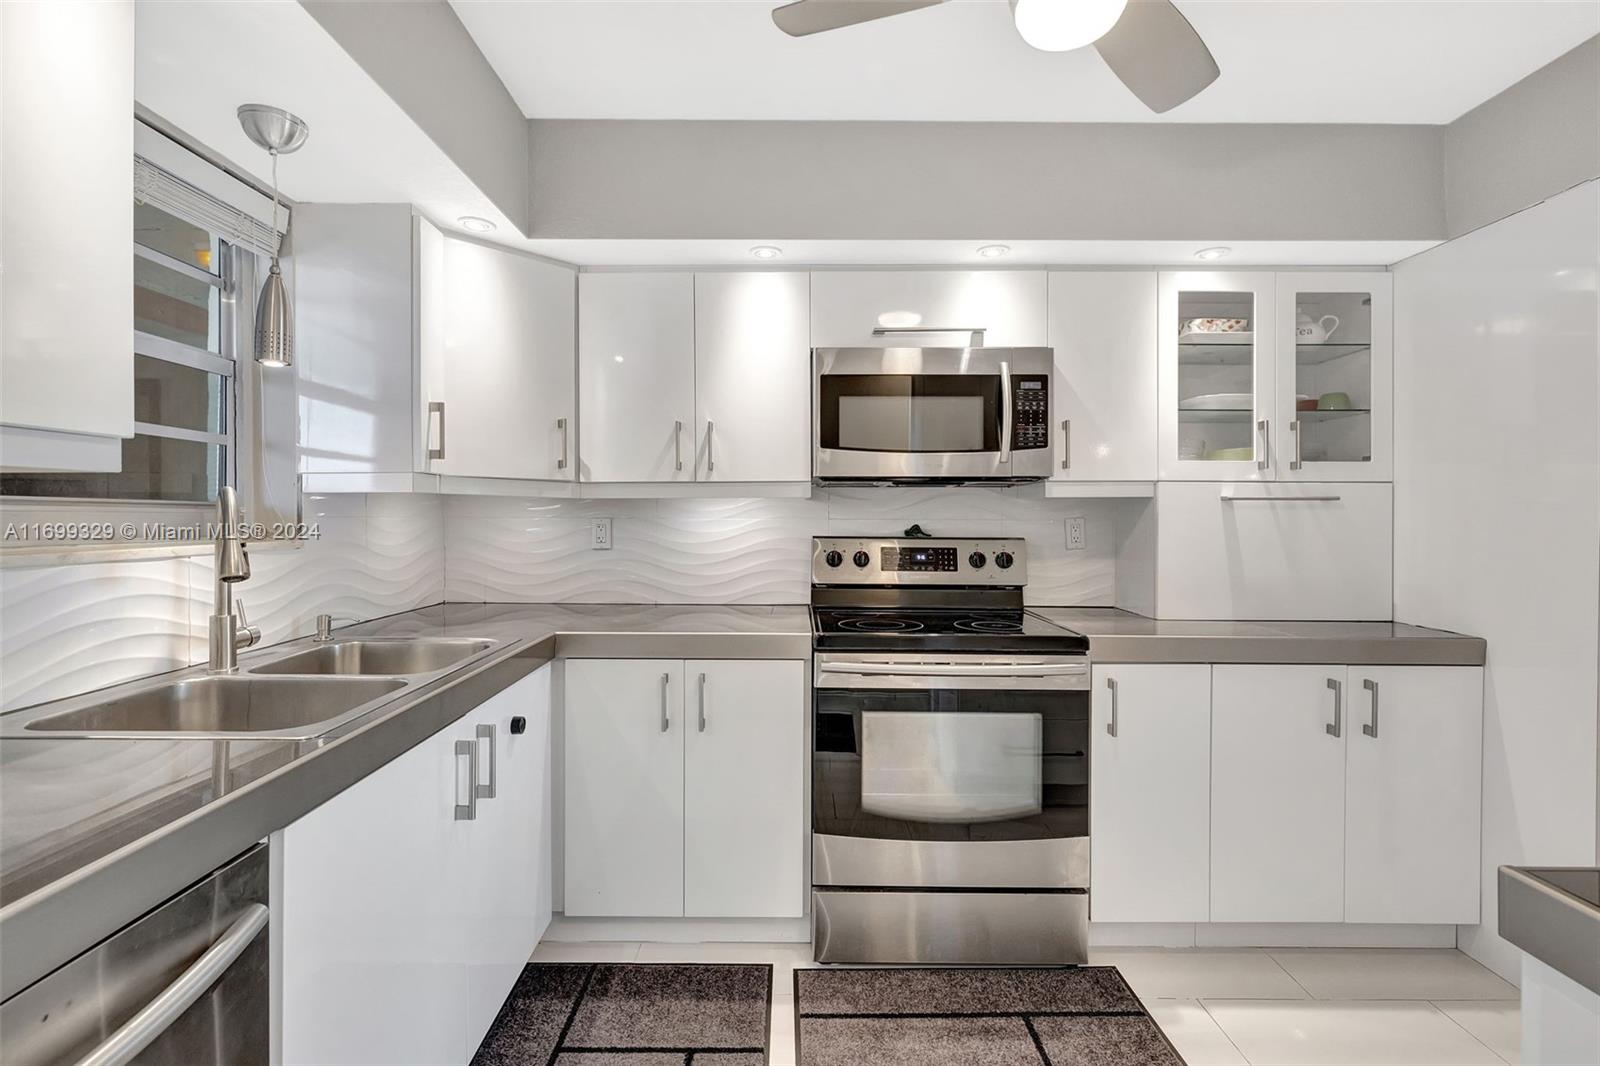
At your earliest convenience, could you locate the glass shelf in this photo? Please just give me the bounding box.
[1179,408,1370,423]
[1179,340,1372,367]
[1295,342,1373,366]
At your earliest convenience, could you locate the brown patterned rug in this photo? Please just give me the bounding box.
[472,963,771,1065]
[793,967,1184,1066]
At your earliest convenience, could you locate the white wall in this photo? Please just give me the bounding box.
[1392,180,1600,982]
[445,485,1122,607]
[0,494,445,711]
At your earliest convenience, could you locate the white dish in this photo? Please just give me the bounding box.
[1180,392,1254,410]
[1179,329,1254,344]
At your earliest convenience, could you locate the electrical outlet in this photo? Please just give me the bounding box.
[1065,516,1087,551]
[591,518,613,551]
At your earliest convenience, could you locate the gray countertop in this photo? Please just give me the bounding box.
[1036,608,1487,665]
[1499,865,1600,994]
[0,599,1485,999]
[0,603,808,1001]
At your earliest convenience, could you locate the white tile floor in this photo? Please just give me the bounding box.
[529,940,1523,1066]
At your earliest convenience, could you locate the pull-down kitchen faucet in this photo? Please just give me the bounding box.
[208,486,261,672]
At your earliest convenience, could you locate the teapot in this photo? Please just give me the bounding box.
[1295,308,1340,344]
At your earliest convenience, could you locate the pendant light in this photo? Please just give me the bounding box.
[237,104,309,368]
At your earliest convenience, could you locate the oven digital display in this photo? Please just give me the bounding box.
[882,546,957,572]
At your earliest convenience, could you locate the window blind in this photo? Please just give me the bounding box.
[135,155,282,259]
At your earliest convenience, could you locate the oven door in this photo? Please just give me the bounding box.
[812,654,1090,889]
[814,347,1025,480]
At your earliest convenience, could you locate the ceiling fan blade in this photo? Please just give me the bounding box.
[1094,0,1220,113]
[772,0,942,38]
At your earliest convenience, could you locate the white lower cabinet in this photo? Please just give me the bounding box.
[1210,665,1348,922]
[1343,666,1484,924]
[1208,663,1484,925]
[277,666,552,1066]
[563,659,687,917]
[1090,664,1211,922]
[565,658,805,919]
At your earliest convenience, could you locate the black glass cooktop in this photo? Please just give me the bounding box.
[811,607,1089,654]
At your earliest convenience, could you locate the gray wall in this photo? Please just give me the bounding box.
[528,119,1447,240]
[301,0,531,234]
[1444,35,1600,238]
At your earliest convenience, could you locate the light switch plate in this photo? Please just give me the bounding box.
[1065,516,1086,551]
[591,518,613,550]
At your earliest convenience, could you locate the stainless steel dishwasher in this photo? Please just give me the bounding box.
[1,844,269,1066]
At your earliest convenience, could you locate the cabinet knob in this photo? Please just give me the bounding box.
[509,716,527,735]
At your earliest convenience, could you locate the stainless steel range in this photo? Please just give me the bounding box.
[809,536,1091,965]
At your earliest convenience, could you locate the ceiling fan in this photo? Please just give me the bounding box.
[771,0,1219,114]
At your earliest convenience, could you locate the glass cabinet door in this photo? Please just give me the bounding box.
[1275,273,1392,481]
[1159,272,1277,480]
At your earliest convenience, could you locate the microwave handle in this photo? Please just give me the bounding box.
[998,360,1012,464]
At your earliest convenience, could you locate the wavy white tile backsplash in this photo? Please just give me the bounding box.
[1,486,1117,710]
[445,485,1118,608]
[0,495,446,711]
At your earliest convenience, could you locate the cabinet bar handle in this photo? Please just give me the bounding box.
[1220,495,1343,503]
[1362,678,1380,738]
[697,672,708,732]
[674,420,683,472]
[557,416,569,470]
[454,738,477,820]
[1325,677,1342,738]
[1105,676,1119,738]
[475,723,496,800]
[1256,418,1269,470]
[427,401,446,461]
[706,420,715,475]
[660,672,671,732]
[1061,419,1071,471]
[1290,419,1303,471]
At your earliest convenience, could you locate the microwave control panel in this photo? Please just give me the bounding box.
[1010,376,1050,450]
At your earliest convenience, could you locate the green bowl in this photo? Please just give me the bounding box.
[1318,392,1353,410]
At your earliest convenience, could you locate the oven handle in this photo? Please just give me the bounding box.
[819,660,1088,678]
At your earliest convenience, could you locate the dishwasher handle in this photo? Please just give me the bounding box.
[822,660,1087,678]
[75,903,269,1066]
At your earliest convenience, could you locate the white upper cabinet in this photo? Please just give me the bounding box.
[1160,270,1392,482]
[579,273,697,483]
[1048,272,1157,482]
[0,0,133,470]
[433,238,576,481]
[693,273,811,482]
[810,271,1048,348]
[1274,273,1393,482]
[1159,271,1278,481]
[301,210,577,485]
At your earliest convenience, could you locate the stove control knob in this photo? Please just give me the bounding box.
[824,550,844,568]
[853,550,871,569]
[994,551,1015,570]
[968,551,987,569]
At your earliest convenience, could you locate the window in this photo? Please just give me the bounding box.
[1,155,274,504]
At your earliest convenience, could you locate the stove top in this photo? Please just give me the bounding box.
[811,607,1089,654]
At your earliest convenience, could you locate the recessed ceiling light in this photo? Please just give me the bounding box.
[750,245,782,260]
[1194,246,1232,261]
[977,244,1011,259]
[458,216,496,233]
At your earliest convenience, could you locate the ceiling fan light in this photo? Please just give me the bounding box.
[1010,0,1129,52]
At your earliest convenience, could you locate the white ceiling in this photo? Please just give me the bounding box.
[451,0,1599,124]
[521,238,1439,268]
[136,1,515,234]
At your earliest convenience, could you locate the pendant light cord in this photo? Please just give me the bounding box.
[268,149,281,269]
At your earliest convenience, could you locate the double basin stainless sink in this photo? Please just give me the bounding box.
[2,638,499,741]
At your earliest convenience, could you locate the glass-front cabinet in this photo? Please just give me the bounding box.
[1159,270,1391,481]
[1274,272,1392,481]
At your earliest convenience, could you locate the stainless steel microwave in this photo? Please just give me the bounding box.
[813,346,1054,483]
